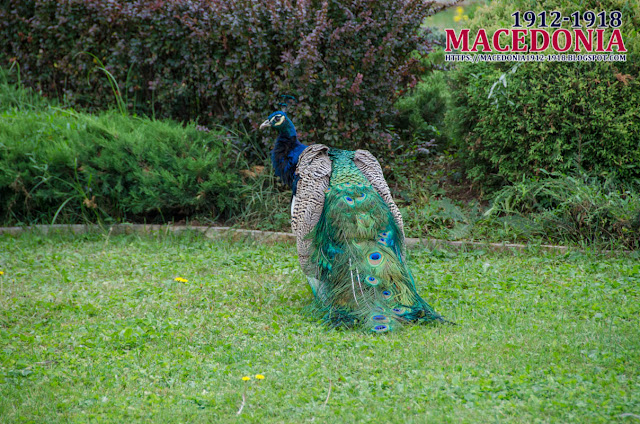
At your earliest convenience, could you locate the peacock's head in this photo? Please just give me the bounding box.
[259,111,297,137]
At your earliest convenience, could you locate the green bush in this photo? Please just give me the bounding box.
[400,172,640,249]
[402,197,484,241]
[395,69,452,148]
[445,0,640,191]
[0,0,437,154]
[486,171,640,249]
[0,77,244,225]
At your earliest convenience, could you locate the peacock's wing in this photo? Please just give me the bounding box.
[353,149,405,240]
[291,144,332,269]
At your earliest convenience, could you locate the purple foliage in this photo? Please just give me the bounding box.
[1,0,436,151]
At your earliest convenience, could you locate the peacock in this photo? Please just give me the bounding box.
[259,108,443,332]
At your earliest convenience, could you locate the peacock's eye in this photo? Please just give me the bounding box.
[271,114,285,126]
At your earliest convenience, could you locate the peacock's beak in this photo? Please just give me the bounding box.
[259,119,271,130]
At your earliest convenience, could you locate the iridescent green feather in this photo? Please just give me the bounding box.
[304,149,441,332]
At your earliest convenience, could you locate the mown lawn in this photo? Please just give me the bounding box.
[0,231,638,423]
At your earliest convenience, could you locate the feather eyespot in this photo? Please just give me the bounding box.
[368,252,383,266]
[372,324,389,333]
[343,196,355,206]
[382,290,392,299]
[372,314,390,323]
[364,275,379,286]
[355,193,367,202]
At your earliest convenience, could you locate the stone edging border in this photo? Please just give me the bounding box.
[0,223,580,253]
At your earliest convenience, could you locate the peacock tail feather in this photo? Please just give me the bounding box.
[304,149,441,332]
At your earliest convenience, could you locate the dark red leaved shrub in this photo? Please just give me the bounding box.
[0,0,436,152]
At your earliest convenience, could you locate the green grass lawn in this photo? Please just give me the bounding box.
[1,231,638,423]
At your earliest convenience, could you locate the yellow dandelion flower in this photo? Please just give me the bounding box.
[0,271,4,276]
[456,7,464,14]
[255,374,265,380]
[242,376,251,381]
[453,15,461,22]
[174,277,188,283]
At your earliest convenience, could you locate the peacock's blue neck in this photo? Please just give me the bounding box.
[271,134,307,194]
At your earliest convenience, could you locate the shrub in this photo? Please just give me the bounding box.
[445,0,640,191]
[402,197,484,240]
[486,171,640,249]
[399,172,640,249]
[0,75,244,224]
[0,0,437,154]
[395,70,451,149]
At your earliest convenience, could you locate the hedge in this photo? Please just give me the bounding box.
[0,0,437,154]
[444,0,640,191]
[0,82,244,224]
